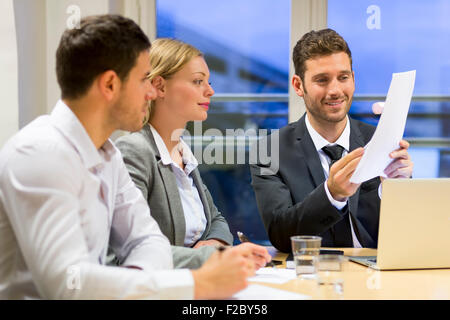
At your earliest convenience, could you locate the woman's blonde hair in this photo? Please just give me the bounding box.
[144,38,203,123]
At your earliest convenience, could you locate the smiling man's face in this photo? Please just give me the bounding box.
[294,52,355,127]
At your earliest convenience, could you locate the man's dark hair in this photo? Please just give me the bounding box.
[292,28,352,82]
[56,14,150,100]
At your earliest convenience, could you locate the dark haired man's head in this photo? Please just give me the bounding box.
[56,14,150,100]
[293,28,352,83]
[291,29,355,130]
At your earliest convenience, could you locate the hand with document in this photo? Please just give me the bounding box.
[328,70,416,202]
[350,70,416,184]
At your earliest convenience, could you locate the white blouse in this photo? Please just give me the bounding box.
[149,125,207,247]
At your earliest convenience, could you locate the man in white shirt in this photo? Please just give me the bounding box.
[250,28,413,252]
[0,14,270,299]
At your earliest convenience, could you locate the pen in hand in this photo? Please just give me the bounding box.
[237,231,277,267]
[237,231,250,243]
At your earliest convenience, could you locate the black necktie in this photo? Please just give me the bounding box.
[322,145,345,169]
[321,144,354,247]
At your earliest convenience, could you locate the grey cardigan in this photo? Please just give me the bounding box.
[115,124,233,269]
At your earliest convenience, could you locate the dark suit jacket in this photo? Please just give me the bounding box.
[250,115,381,252]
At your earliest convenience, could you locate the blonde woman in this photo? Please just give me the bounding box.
[115,39,234,268]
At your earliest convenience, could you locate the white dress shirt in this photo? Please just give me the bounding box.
[305,114,363,248]
[0,100,194,299]
[149,125,207,247]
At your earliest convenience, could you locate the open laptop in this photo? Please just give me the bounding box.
[349,178,450,270]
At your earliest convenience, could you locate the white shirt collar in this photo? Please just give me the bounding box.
[149,124,198,170]
[305,113,350,152]
[50,100,116,170]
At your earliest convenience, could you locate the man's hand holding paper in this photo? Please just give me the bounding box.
[384,139,414,179]
[327,147,364,202]
[328,139,413,202]
[350,70,416,184]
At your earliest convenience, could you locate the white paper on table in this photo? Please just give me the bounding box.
[286,260,295,269]
[350,70,416,184]
[247,267,297,284]
[231,284,310,300]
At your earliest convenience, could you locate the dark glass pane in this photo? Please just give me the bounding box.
[350,101,450,138]
[156,0,290,94]
[181,102,288,244]
[198,163,270,245]
[185,101,288,134]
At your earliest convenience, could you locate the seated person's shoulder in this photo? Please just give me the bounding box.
[0,121,83,190]
[115,129,155,156]
[254,122,297,146]
[351,118,376,136]
[2,117,79,162]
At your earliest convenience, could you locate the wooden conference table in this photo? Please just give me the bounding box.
[257,247,450,300]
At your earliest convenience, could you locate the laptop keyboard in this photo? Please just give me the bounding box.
[368,258,377,263]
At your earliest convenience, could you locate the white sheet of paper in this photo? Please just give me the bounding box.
[247,267,297,284]
[286,260,295,269]
[232,284,310,300]
[350,70,416,184]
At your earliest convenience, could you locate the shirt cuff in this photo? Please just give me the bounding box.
[152,269,195,299]
[378,183,382,199]
[324,180,348,210]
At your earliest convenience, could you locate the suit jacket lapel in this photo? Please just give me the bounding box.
[144,125,186,246]
[296,115,326,187]
[348,118,374,247]
[191,169,211,239]
[349,118,366,152]
[157,163,186,246]
[348,118,366,216]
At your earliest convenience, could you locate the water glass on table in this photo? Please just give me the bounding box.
[317,254,346,299]
[290,236,322,279]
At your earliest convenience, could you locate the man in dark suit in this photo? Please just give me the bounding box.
[250,29,413,253]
